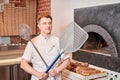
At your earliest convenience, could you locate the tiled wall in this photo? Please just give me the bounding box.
[0,37,10,44]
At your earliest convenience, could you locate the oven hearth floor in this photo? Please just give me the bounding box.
[80,48,112,56]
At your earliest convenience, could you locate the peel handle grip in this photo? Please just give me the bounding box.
[45,50,64,73]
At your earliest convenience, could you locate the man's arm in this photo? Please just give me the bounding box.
[56,58,70,72]
[20,58,48,79]
[49,58,70,76]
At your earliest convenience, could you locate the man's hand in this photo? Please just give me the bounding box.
[38,72,48,80]
[48,68,58,77]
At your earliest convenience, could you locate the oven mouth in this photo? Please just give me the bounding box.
[81,24,117,57]
[81,32,111,56]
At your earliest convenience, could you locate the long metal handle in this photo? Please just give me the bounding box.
[30,40,48,67]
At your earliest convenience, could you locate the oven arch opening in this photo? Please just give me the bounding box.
[81,24,117,57]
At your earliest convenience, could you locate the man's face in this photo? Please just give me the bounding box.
[38,17,52,35]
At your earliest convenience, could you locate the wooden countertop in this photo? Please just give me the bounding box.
[0,49,24,66]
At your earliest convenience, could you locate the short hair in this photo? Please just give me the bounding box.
[37,14,52,23]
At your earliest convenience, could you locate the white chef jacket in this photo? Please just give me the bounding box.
[22,34,69,80]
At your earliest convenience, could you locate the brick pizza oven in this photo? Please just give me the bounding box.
[73,3,120,73]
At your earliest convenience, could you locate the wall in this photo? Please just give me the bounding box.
[0,0,36,36]
[0,0,51,44]
[37,0,51,34]
[37,0,51,17]
[0,37,10,44]
[51,0,120,37]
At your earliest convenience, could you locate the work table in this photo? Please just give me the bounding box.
[0,48,31,80]
[0,48,24,66]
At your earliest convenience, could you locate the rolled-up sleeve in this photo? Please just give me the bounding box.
[22,41,33,62]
